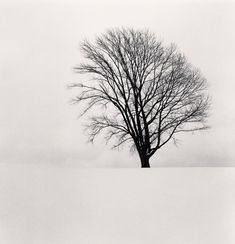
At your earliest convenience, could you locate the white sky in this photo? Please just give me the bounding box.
[1,0,235,167]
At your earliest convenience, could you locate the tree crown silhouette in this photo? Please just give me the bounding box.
[70,28,210,167]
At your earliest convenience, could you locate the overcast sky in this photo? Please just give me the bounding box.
[1,0,235,167]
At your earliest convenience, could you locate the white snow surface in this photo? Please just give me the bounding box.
[0,163,235,244]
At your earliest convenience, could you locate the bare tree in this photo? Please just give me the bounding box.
[70,28,210,168]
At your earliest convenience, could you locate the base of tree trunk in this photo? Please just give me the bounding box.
[141,164,150,168]
[140,157,151,168]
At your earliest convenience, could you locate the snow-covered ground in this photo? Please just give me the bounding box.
[0,163,235,244]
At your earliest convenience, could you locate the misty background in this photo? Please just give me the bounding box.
[1,0,235,167]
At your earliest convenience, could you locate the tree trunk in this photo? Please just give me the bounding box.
[140,154,150,168]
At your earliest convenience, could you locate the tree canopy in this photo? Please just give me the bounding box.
[70,28,210,167]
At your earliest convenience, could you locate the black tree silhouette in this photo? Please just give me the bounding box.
[70,28,210,167]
